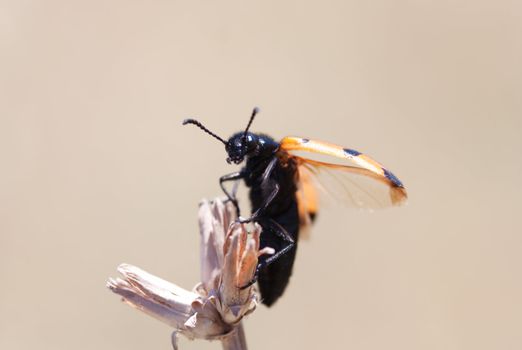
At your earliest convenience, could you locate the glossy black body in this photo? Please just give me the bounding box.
[183,113,302,307]
[243,135,299,306]
[228,132,300,306]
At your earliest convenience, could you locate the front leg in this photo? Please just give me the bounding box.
[220,171,245,216]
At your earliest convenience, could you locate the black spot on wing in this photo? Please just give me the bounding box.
[343,148,361,157]
[301,138,310,143]
[383,168,404,188]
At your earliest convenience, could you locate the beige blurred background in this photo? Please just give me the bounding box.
[1,1,521,349]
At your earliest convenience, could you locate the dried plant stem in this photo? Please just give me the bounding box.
[108,198,260,350]
[221,324,247,350]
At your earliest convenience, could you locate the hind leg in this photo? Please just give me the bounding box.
[240,218,295,289]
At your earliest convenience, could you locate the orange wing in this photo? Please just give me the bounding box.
[280,136,407,230]
[295,164,319,237]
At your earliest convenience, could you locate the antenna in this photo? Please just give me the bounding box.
[182,119,227,145]
[242,107,259,141]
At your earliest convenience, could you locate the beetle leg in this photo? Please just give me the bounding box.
[240,218,295,289]
[237,157,278,223]
[219,171,245,216]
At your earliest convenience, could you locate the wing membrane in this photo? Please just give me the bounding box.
[297,157,406,209]
[280,136,407,216]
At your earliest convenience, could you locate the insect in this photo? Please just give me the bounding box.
[183,108,407,306]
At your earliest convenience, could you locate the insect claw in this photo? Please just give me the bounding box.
[239,279,256,290]
[234,217,253,225]
[239,269,259,290]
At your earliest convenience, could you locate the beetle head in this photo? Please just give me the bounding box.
[183,107,260,165]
